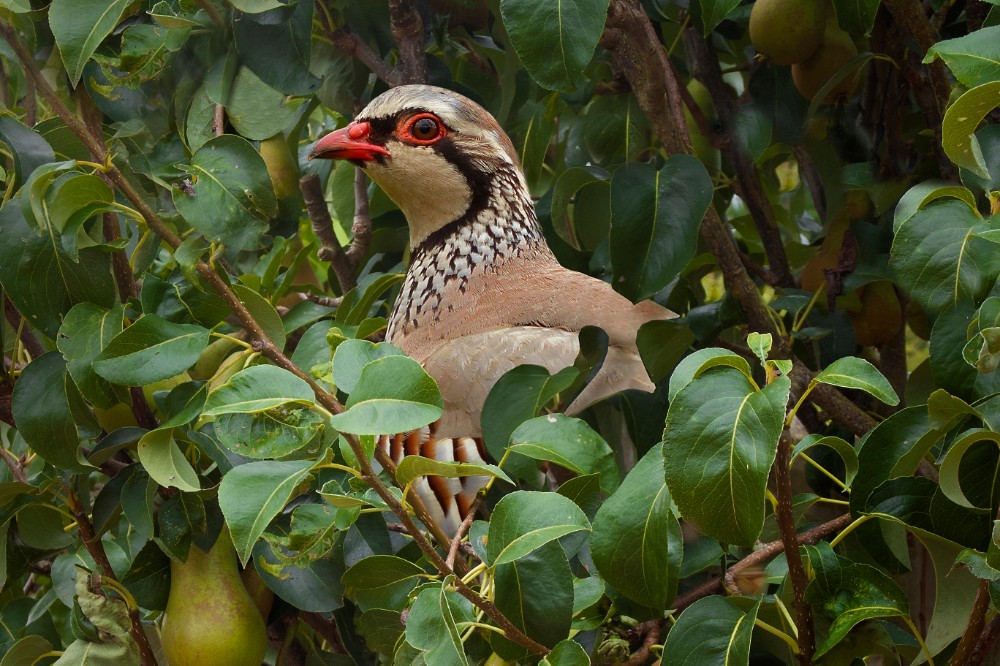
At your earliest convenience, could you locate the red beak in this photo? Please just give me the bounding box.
[308,122,390,162]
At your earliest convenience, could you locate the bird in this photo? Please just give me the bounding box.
[310,85,672,533]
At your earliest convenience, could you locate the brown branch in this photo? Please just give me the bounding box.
[683,25,794,287]
[23,73,35,127]
[773,432,815,664]
[68,489,158,666]
[624,620,661,666]
[0,60,8,109]
[388,0,427,85]
[446,496,481,570]
[1,23,545,654]
[103,213,137,302]
[300,174,357,293]
[344,168,373,269]
[301,613,348,654]
[212,104,225,137]
[316,2,395,85]
[674,512,851,612]
[970,613,1000,666]
[3,298,44,358]
[0,446,27,483]
[950,579,990,666]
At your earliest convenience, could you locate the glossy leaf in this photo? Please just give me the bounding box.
[541,639,590,666]
[172,135,276,252]
[500,0,610,90]
[11,353,93,472]
[791,434,860,488]
[893,180,978,231]
[609,158,714,301]
[924,26,1000,87]
[218,459,314,564]
[395,457,512,489]
[813,357,899,405]
[57,303,124,409]
[832,0,880,34]
[692,0,740,35]
[668,347,754,401]
[487,491,591,566]
[890,200,1000,313]
[93,315,209,386]
[0,116,55,190]
[663,369,791,546]
[342,555,427,594]
[405,581,473,666]
[49,0,135,85]
[332,340,405,395]
[662,596,761,664]
[328,355,443,435]
[508,414,619,494]
[203,364,315,416]
[590,447,682,611]
[942,82,1000,178]
[136,428,200,492]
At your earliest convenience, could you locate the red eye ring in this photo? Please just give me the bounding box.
[401,113,446,145]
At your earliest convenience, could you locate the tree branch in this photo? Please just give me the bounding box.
[950,579,991,666]
[316,1,396,85]
[344,167,373,269]
[300,173,357,293]
[0,22,545,655]
[772,432,815,664]
[68,488,158,666]
[388,0,426,84]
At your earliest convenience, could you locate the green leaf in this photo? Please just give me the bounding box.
[487,491,591,566]
[93,315,209,386]
[590,447,682,611]
[662,596,761,664]
[927,388,982,430]
[890,200,1000,313]
[231,283,286,350]
[405,581,472,666]
[500,0,610,90]
[226,66,299,140]
[691,0,740,36]
[233,1,320,95]
[172,135,276,252]
[663,369,791,547]
[807,559,909,657]
[57,303,124,409]
[0,198,116,339]
[0,116,55,191]
[342,555,427,594]
[893,181,979,232]
[49,0,135,86]
[214,409,325,459]
[746,332,772,365]
[791,434,860,488]
[609,158,714,301]
[831,0,880,34]
[11,353,94,472]
[490,541,574,659]
[939,428,1000,509]
[332,340,405,394]
[230,0,283,11]
[636,319,695,384]
[551,166,606,249]
[508,415,619,494]
[329,355,443,435]
[541,639,590,666]
[813,357,899,405]
[481,364,578,460]
[924,26,1000,88]
[0,636,54,666]
[395,457,512,489]
[136,429,201,492]
[204,364,315,416]
[668,347,754,401]
[942,82,1000,179]
[218,459,314,565]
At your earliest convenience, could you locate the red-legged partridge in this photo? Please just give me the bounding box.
[311,85,673,533]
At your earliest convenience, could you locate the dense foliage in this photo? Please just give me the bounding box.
[0,0,998,664]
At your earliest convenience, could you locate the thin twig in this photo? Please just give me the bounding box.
[300,174,357,293]
[68,489,158,666]
[344,168,372,269]
[316,1,395,85]
[213,104,225,137]
[1,24,544,654]
[193,0,225,28]
[0,447,26,483]
[446,496,481,570]
[3,298,44,358]
[970,613,1000,666]
[624,619,661,666]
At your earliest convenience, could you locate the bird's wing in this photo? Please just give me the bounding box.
[420,326,654,439]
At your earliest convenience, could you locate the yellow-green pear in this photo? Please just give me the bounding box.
[791,20,859,103]
[161,530,267,666]
[749,0,825,65]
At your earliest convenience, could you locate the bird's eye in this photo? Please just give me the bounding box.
[403,114,444,144]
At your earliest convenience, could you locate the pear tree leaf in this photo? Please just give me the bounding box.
[49,0,135,86]
[668,347,754,401]
[662,596,761,664]
[329,355,443,435]
[924,26,1000,88]
[591,447,682,611]
[791,434,860,488]
[218,459,314,565]
[663,369,791,547]
[893,181,978,232]
[395,457,512,489]
[332,340,405,395]
[508,414,619,494]
[136,428,200,492]
[942,82,1000,178]
[487,491,591,566]
[93,315,209,386]
[57,303,125,409]
[203,364,315,416]
[342,555,428,594]
[405,581,474,666]
[813,357,899,405]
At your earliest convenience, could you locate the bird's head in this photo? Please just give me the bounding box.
[309,85,528,249]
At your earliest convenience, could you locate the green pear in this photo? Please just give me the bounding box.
[161,530,267,666]
[749,0,825,65]
[791,19,859,103]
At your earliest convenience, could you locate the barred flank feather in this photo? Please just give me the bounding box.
[378,421,490,535]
